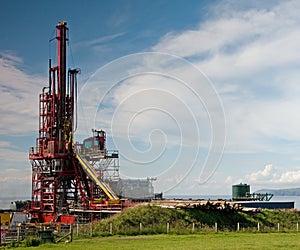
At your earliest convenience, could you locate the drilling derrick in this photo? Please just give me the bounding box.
[29,22,120,223]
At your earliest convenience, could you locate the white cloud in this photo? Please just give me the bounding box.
[231,164,300,190]
[0,148,27,163]
[77,51,227,190]
[0,51,41,197]
[246,164,273,182]
[0,140,16,148]
[153,1,300,76]
[0,51,44,135]
[0,168,29,182]
[153,1,300,82]
[0,167,31,198]
[151,1,300,157]
[277,170,300,184]
[225,176,233,184]
[3,1,300,196]
[0,51,23,64]
[76,1,300,193]
[76,32,126,48]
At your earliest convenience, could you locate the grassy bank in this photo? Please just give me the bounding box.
[87,204,300,235]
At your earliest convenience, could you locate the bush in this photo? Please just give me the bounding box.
[23,236,41,247]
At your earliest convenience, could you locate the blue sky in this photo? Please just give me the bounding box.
[1,0,300,199]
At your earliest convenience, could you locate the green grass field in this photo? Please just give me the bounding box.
[10,233,300,250]
[4,206,300,249]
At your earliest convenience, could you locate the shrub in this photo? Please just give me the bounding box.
[23,236,41,247]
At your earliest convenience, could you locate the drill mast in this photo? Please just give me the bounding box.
[29,22,120,223]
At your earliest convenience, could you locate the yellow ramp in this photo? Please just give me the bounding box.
[75,153,119,200]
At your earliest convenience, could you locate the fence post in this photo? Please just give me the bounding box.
[70,225,73,242]
[110,223,113,234]
[215,222,218,232]
[167,223,170,234]
[17,223,21,241]
[257,222,260,232]
[277,223,280,232]
[90,222,92,237]
[237,222,240,232]
[192,223,195,233]
[139,223,142,232]
[297,222,299,232]
[76,223,79,237]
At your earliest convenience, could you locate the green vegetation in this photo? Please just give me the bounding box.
[5,233,300,250]
[89,204,300,235]
[0,237,41,249]
[23,237,41,247]
[2,205,300,249]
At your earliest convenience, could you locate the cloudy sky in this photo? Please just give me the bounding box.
[1,0,300,199]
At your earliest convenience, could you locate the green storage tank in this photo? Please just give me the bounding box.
[232,183,250,200]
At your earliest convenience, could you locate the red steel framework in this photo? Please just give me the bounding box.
[29,22,121,223]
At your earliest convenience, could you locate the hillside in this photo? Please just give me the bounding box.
[90,204,300,235]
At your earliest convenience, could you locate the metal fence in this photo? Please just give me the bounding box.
[1,223,72,245]
[74,221,300,237]
[1,221,300,246]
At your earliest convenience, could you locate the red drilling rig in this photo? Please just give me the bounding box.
[29,22,121,223]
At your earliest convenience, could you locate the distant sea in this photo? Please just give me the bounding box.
[0,197,30,210]
[1,195,300,210]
